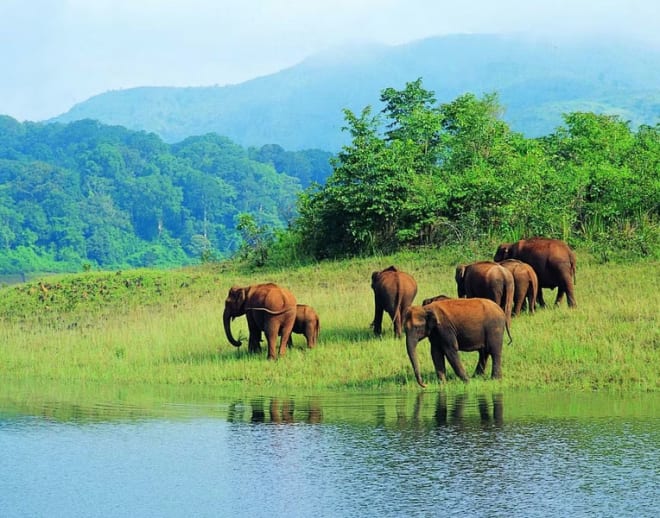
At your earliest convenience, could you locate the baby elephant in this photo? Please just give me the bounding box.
[403,298,511,387]
[286,304,320,348]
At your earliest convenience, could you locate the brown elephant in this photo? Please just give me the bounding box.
[371,265,418,338]
[494,237,577,308]
[455,261,514,326]
[403,298,511,387]
[422,294,451,305]
[223,283,297,360]
[497,259,539,315]
[287,304,320,348]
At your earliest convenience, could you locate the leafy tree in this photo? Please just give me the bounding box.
[0,117,309,273]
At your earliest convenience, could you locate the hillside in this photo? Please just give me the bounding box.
[51,34,660,150]
[0,117,332,274]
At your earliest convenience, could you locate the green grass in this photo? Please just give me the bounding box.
[0,248,658,393]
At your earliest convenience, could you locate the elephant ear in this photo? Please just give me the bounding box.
[425,305,443,332]
[229,286,247,308]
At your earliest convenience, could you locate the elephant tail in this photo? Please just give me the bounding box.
[245,306,296,316]
[505,320,513,346]
[313,319,320,346]
[570,250,577,285]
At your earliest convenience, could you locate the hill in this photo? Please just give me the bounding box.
[0,116,332,274]
[51,34,660,150]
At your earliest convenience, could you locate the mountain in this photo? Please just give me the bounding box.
[52,34,660,151]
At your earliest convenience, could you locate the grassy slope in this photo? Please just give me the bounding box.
[0,248,658,393]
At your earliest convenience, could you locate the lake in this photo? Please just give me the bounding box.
[1,385,658,517]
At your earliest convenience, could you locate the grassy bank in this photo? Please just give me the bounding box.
[0,247,658,392]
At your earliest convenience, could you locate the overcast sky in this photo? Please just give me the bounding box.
[2,0,659,121]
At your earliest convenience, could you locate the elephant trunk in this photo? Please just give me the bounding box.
[406,336,427,388]
[223,308,242,347]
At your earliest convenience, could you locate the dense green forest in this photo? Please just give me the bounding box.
[0,116,332,274]
[1,78,658,276]
[283,80,658,264]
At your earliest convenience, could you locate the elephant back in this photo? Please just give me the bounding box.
[249,283,297,312]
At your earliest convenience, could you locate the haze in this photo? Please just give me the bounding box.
[2,0,659,121]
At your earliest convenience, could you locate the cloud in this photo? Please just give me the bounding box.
[1,0,659,121]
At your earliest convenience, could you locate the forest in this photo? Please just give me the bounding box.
[285,80,659,264]
[0,78,658,275]
[0,116,331,274]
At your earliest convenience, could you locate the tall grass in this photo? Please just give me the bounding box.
[0,249,658,392]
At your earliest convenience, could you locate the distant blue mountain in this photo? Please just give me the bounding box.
[52,33,660,151]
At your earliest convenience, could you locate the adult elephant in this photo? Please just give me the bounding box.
[497,259,539,315]
[371,265,418,338]
[223,283,297,360]
[403,298,511,387]
[494,237,577,308]
[455,261,514,326]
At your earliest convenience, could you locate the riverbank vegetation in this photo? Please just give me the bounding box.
[1,246,657,392]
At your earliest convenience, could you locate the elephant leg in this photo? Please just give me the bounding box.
[442,340,469,382]
[527,287,536,314]
[392,311,403,339]
[563,275,577,308]
[263,330,279,360]
[554,286,566,306]
[430,341,447,382]
[372,300,384,336]
[537,288,547,308]
[246,315,262,353]
[277,318,295,358]
[490,346,503,379]
[474,349,488,377]
[305,324,315,348]
[513,296,522,316]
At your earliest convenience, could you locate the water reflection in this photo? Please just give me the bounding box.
[392,392,504,429]
[218,392,503,430]
[1,388,658,518]
[227,397,323,424]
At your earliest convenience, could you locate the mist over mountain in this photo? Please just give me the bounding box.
[52,34,660,151]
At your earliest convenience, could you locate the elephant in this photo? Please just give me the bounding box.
[455,261,514,326]
[422,294,451,305]
[403,298,511,387]
[371,265,418,338]
[287,304,320,348]
[497,259,539,315]
[223,283,297,360]
[494,237,577,308]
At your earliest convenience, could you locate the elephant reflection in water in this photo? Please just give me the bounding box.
[227,398,322,424]
[394,392,503,429]
[433,392,503,428]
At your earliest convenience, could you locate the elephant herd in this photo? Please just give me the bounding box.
[223,237,577,387]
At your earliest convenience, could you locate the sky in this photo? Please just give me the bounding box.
[2,0,659,121]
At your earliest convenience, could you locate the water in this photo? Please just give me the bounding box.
[1,389,658,517]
